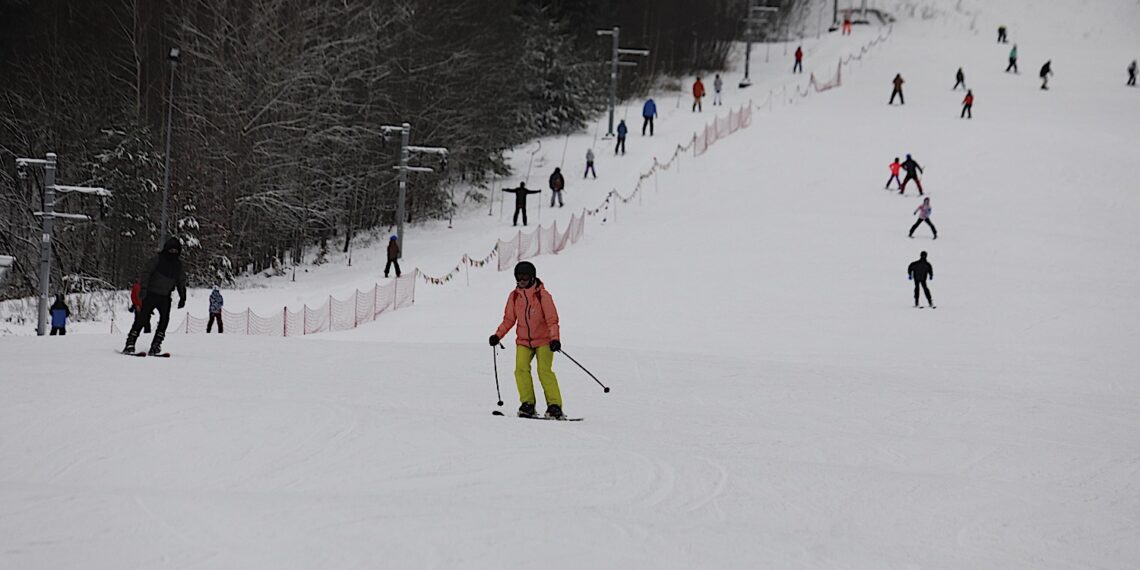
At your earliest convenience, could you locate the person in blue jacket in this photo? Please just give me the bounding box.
[615,120,628,155]
[49,294,70,335]
[641,98,657,136]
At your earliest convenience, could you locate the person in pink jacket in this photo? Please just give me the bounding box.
[489,261,565,419]
[909,197,937,239]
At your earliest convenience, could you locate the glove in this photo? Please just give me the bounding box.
[128,305,135,313]
[550,339,561,352]
[907,275,912,280]
[177,298,186,309]
[489,335,500,347]
[929,276,933,281]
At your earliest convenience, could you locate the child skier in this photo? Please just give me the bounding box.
[953,67,965,90]
[713,74,723,106]
[207,286,224,333]
[692,77,705,112]
[793,46,804,73]
[584,148,597,178]
[385,235,402,277]
[1006,44,1019,73]
[1129,60,1138,86]
[549,167,565,208]
[122,237,187,355]
[909,197,937,239]
[129,280,151,333]
[961,90,974,119]
[615,120,628,155]
[49,294,70,335]
[489,261,565,419]
[907,251,935,308]
[885,157,902,190]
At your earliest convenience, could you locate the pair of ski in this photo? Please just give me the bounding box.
[492,410,583,422]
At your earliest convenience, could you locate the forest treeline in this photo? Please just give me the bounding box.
[0,0,763,297]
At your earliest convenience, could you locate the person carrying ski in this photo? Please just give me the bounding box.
[129,280,151,333]
[49,294,70,335]
[793,46,804,73]
[900,154,924,195]
[503,182,541,226]
[1039,60,1053,90]
[713,74,724,106]
[122,237,187,355]
[907,251,935,308]
[997,25,1008,43]
[692,77,705,112]
[384,235,402,277]
[961,89,974,119]
[1129,60,1138,86]
[1006,44,1019,73]
[548,167,565,208]
[889,73,905,105]
[909,197,938,239]
[885,157,903,190]
[207,285,224,333]
[953,67,965,90]
[584,148,597,179]
[615,120,628,155]
[641,98,657,136]
[488,261,565,419]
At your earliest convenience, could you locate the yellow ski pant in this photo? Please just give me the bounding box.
[515,344,562,407]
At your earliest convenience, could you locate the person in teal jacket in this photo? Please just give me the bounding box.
[1006,44,1018,73]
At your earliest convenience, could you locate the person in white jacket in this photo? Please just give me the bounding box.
[908,197,938,239]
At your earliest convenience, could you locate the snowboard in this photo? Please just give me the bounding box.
[492,410,583,421]
[120,350,171,358]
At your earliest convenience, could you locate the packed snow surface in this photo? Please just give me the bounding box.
[3,1,1139,567]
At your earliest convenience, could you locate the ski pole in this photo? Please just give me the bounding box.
[492,344,504,407]
[559,349,610,393]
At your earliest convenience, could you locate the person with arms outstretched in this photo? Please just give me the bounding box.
[502,182,541,226]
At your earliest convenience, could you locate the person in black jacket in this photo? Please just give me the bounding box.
[1039,60,1053,90]
[502,182,541,227]
[548,168,565,208]
[122,237,187,355]
[385,235,401,278]
[907,251,935,308]
[953,67,966,90]
[900,154,925,195]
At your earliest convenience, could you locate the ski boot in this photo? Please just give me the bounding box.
[147,344,164,356]
[518,402,537,418]
[545,404,564,420]
[122,344,136,355]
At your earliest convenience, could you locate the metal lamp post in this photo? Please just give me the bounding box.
[596,27,650,137]
[160,47,180,244]
[379,123,448,260]
[16,153,113,335]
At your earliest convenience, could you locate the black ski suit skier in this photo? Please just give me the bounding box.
[1129,60,1138,86]
[953,67,966,90]
[1039,60,1053,90]
[549,168,565,208]
[900,154,924,195]
[907,251,935,308]
[890,74,905,105]
[503,182,541,227]
[997,25,1007,43]
[123,237,187,355]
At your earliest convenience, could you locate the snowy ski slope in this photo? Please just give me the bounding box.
[2,1,1139,568]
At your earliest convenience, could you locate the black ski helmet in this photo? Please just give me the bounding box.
[514,261,536,278]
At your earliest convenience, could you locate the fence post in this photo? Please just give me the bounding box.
[328,296,332,331]
[354,290,359,328]
[283,307,288,336]
[392,277,398,311]
[303,304,308,335]
[186,315,190,334]
[374,284,380,317]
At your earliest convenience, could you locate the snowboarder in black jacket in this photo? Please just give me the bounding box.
[122,237,187,355]
[502,182,541,227]
[953,67,966,90]
[907,251,935,308]
[1039,60,1053,90]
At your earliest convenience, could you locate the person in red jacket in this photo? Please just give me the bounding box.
[960,89,974,119]
[885,157,902,190]
[692,77,705,112]
[129,280,151,333]
[842,14,853,35]
[488,261,565,419]
[793,46,804,73]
